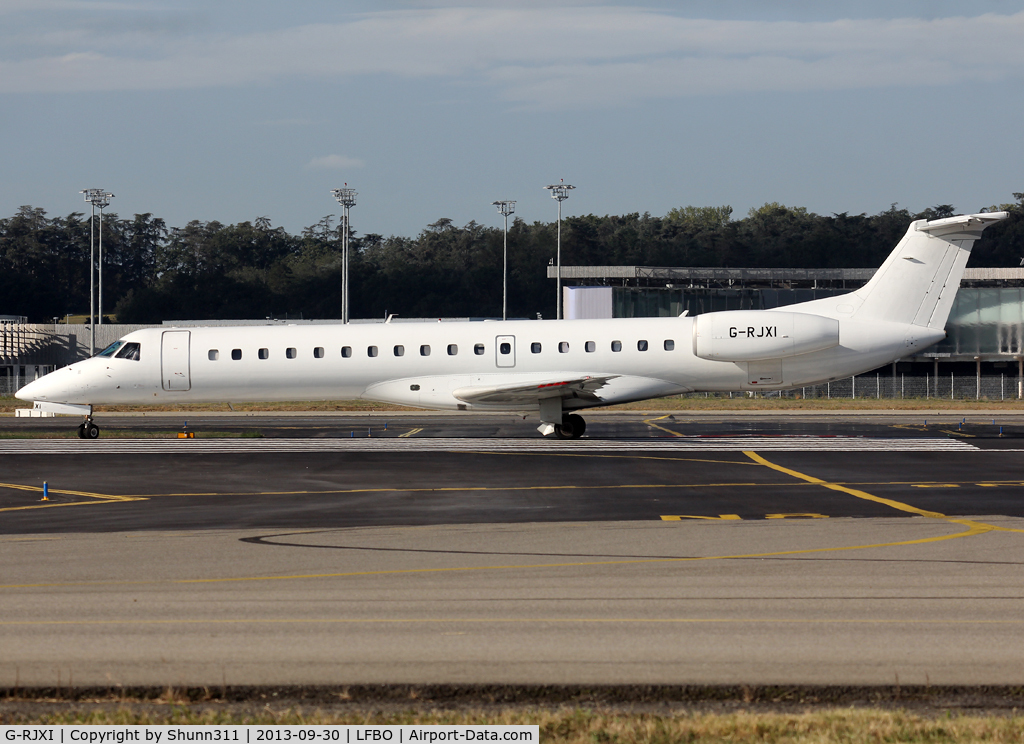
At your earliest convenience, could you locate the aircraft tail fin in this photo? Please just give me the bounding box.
[852,212,1008,329]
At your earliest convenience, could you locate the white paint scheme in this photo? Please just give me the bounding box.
[15,212,1008,436]
[693,310,840,361]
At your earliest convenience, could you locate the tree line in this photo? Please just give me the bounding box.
[2,195,1022,324]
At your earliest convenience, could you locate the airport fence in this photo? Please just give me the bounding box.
[688,373,1024,401]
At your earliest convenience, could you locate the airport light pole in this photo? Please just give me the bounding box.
[544,181,574,320]
[330,186,357,323]
[492,200,516,320]
[97,191,113,329]
[80,190,96,354]
[81,188,113,354]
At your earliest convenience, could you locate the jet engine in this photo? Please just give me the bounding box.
[693,310,840,362]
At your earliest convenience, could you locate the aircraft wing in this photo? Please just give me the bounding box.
[452,375,618,406]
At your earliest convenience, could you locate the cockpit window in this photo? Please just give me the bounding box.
[97,341,124,358]
[115,342,141,361]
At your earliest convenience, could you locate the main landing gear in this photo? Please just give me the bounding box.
[538,398,586,439]
[554,413,586,440]
[77,418,100,439]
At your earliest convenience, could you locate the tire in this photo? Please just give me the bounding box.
[84,423,100,439]
[554,415,584,440]
[77,424,87,439]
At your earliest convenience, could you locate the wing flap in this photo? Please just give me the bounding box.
[452,375,618,406]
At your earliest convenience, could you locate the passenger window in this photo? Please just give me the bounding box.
[368,346,378,357]
[231,349,242,360]
[314,347,324,358]
[208,349,219,361]
[611,341,622,352]
[258,348,269,360]
[637,340,649,351]
[394,345,405,357]
[558,342,569,353]
[500,342,511,354]
[447,344,458,356]
[341,346,352,358]
[664,339,675,351]
[474,343,485,355]
[286,347,297,359]
[420,345,430,356]
[585,341,596,353]
[531,342,542,353]
[115,342,141,360]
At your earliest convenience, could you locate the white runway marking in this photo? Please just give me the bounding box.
[0,437,978,454]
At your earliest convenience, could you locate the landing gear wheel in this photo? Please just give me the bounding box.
[554,414,586,440]
[79,420,100,439]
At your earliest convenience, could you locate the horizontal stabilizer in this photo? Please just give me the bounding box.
[914,212,1008,235]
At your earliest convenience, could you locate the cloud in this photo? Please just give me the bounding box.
[2,7,1023,107]
[305,154,366,170]
[0,0,150,12]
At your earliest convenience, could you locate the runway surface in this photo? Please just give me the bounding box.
[2,411,1024,687]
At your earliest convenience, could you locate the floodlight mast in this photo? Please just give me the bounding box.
[544,182,574,320]
[97,192,112,328]
[330,186,357,323]
[80,188,114,355]
[492,200,516,320]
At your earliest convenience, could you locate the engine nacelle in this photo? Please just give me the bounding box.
[693,310,840,362]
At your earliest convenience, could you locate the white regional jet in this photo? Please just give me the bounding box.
[17,211,1008,439]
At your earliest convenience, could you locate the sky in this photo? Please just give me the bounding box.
[2,0,1024,239]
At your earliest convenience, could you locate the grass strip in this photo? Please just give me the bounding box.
[0,430,263,439]
[4,708,1024,741]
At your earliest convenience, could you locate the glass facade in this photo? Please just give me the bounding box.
[611,287,851,318]
[612,288,687,318]
[933,287,1024,357]
[611,286,1024,359]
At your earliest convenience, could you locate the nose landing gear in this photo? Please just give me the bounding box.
[78,418,100,439]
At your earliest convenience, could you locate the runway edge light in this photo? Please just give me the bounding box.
[40,482,49,501]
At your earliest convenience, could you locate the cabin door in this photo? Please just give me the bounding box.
[495,335,516,368]
[161,331,191,391]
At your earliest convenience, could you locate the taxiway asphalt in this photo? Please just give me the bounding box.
[1,411,1023,688]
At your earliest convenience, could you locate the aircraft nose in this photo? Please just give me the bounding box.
[15,377,44,402]
[15,370,67,402]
